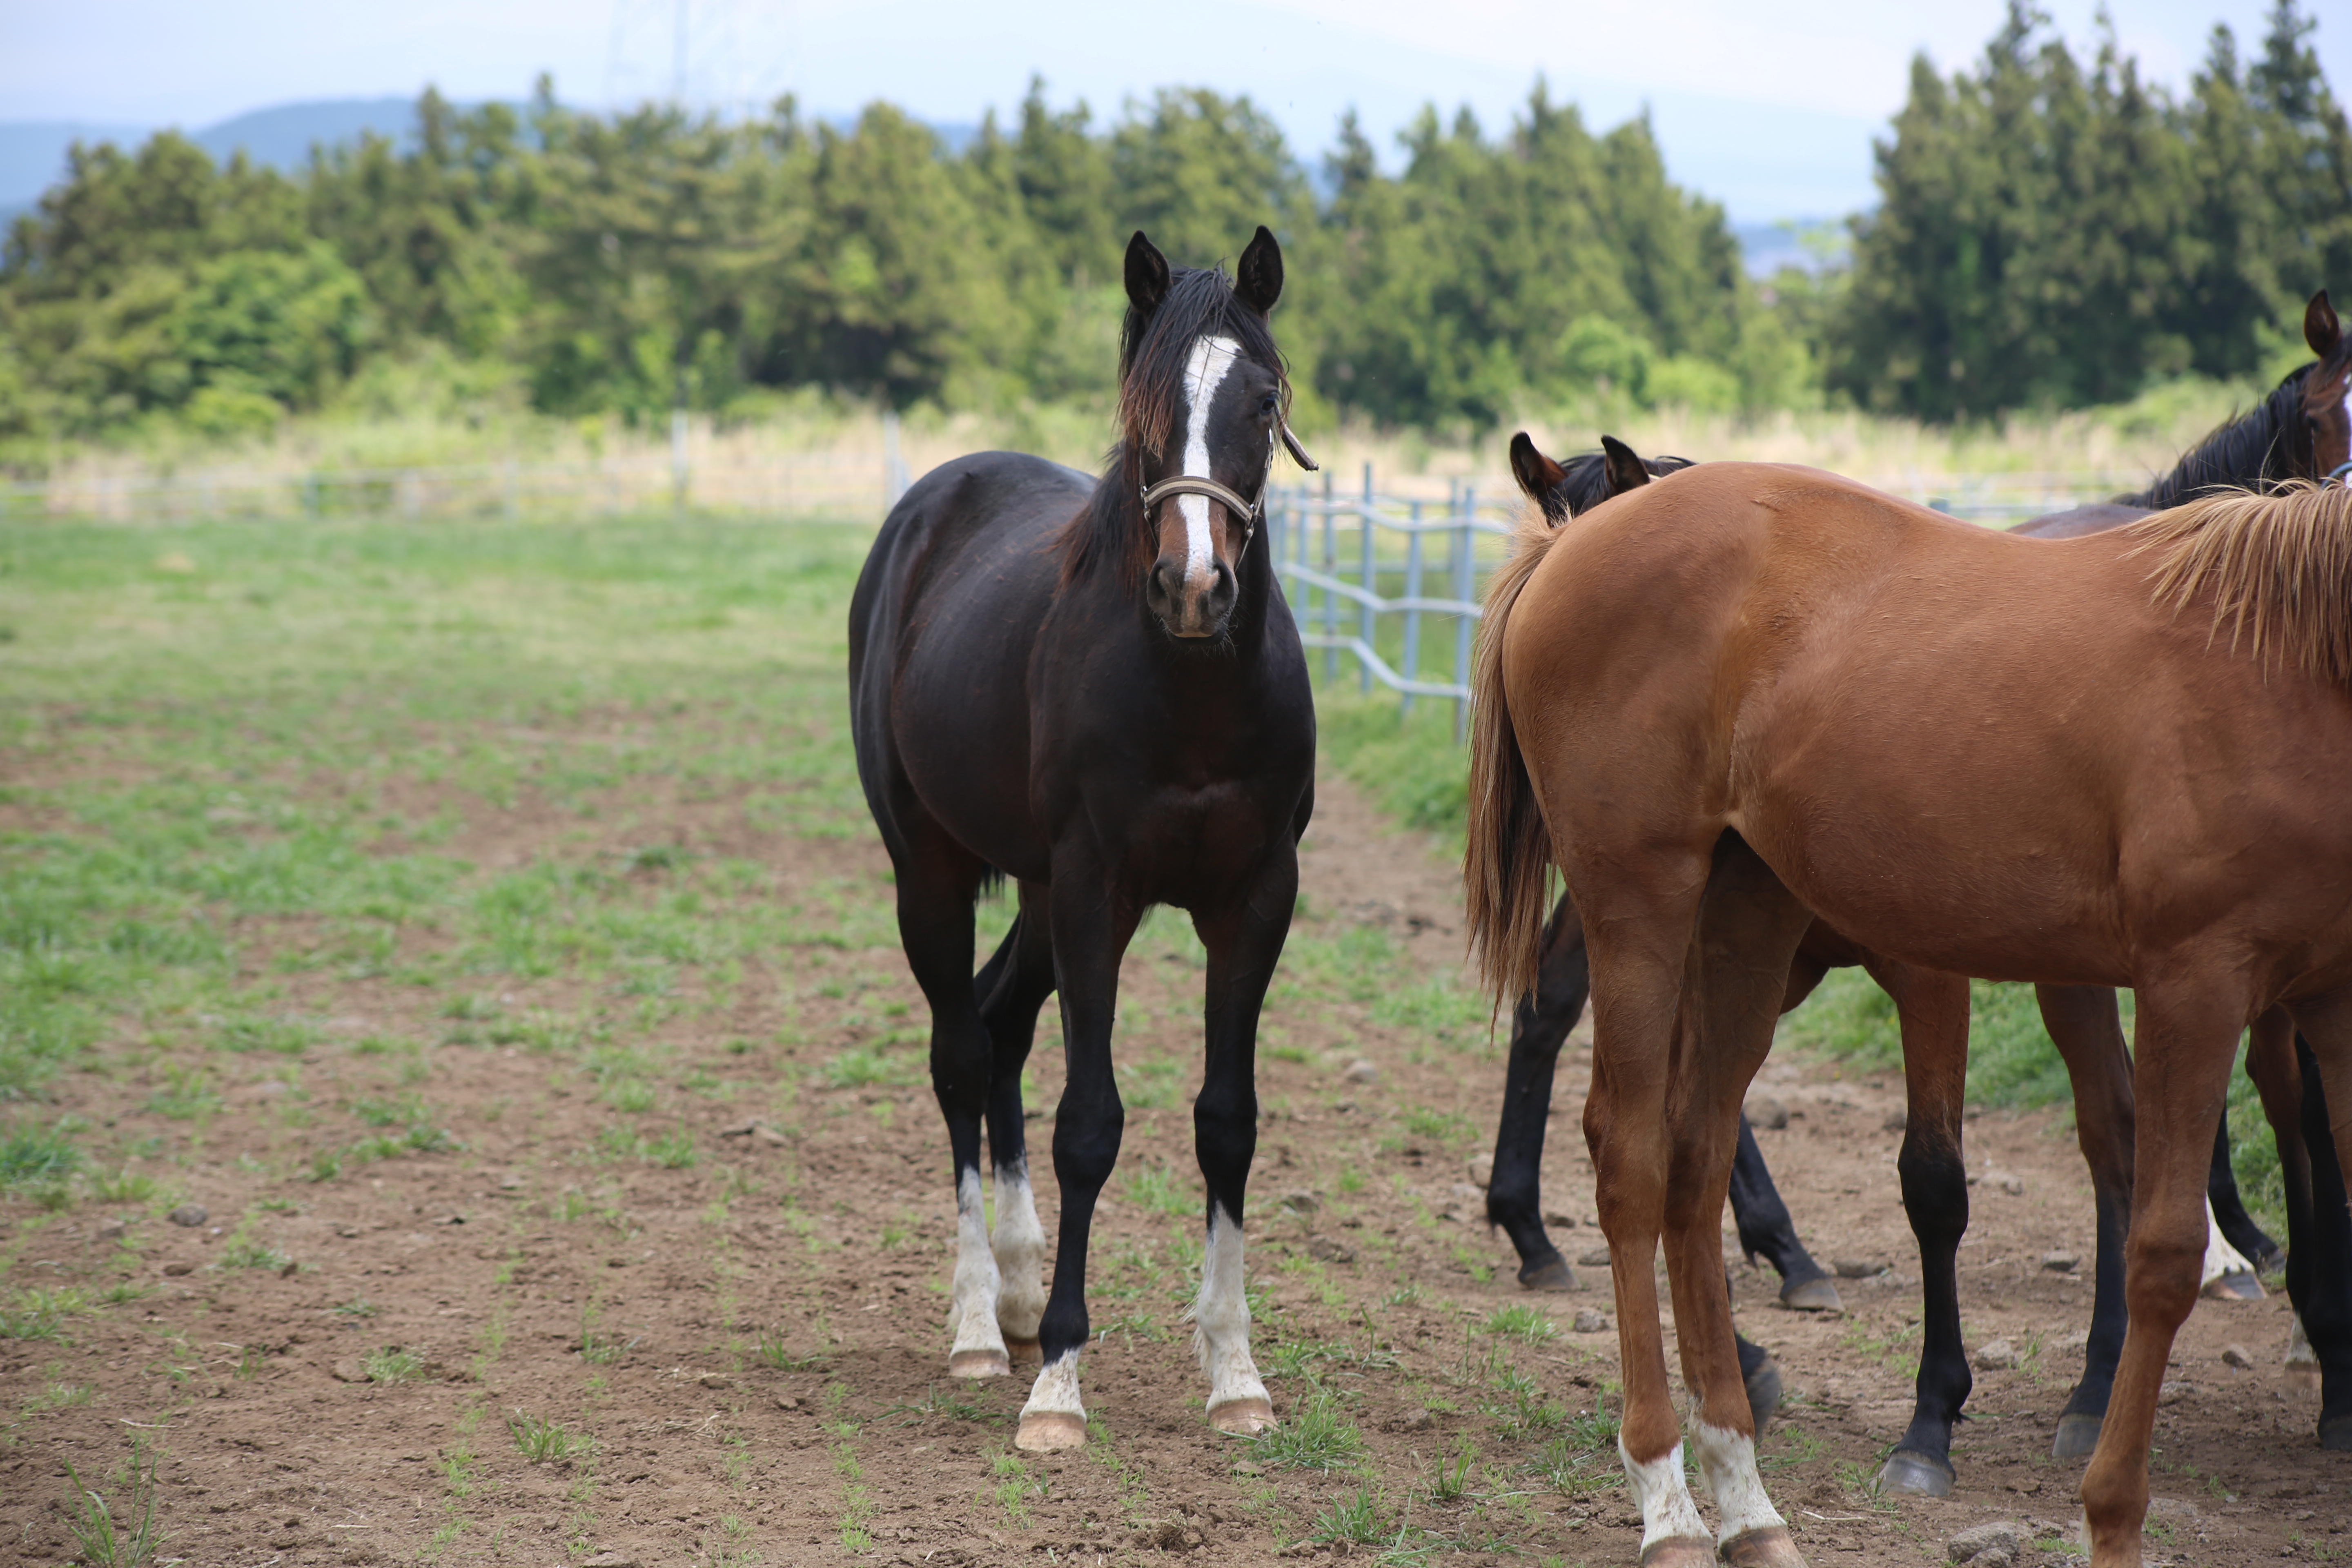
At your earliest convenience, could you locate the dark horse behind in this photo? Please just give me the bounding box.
[848,226,1316,1452]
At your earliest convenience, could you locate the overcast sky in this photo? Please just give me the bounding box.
[4,0,2345,220]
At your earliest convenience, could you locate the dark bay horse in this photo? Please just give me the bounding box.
[849,227,1316,1452]
[1467,469,2352,1568]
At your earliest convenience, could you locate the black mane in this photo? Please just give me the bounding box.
[1065,264,1290,583]
[2128,364,2314,510]
[1553,450,1697,517]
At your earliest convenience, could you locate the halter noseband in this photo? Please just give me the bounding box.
[1139,421,1320,557]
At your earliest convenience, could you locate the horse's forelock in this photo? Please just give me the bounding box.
[1118,266,1287,461]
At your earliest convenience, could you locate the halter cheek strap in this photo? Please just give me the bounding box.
[1139,422,1321,559]
[2329,459,2352,485]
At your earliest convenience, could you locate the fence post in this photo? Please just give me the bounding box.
[1453,485,1478,740]
[1319,468,1336,684]
[1400,499,1424,716]
[1358,463,1375,694]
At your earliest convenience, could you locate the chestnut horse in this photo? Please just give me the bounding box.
[849,227,1316,1452]
[1487,344,2352,1492]
[1467,471,2352,1567]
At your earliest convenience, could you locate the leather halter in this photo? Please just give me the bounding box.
[2329,459,2352,485]
[1139,421,1320,559]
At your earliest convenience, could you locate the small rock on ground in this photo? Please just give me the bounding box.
[2041,1250,2079,1273]
[1947,1519,2022,1564]
[167,1203,208,1227]
[2222,1342,2255,1369]
[1972,1339,2019,1370]
[1577,1245,1610,1267]
[161,1262,195,1277]
[1466,1152,1494,1188]
[1833,1257,1886,1278]
[1883,1108,1909,1132]
[330,1359,370,1384]
[1745,1096,1789,1130]
[1573,1309,1610,1332]
[1279,1189,1319,1214]
[1342,1058,1378,1084]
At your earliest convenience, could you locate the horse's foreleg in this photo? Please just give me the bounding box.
[2078,980,2243,1568]
[1187,854,1296,1435]
[2037,983,2135,1460]
[893,842,1007,1378]
[1487,892,1590,1290]
[1870,959,1972,1497]
[2284,1029,2352,1449]
[1013,870,1141,1453]
[1662,833,1812,1568]
[2207,1106,2282,1277]
[978,884,1058,1358]
[2245,1011,2317,1388]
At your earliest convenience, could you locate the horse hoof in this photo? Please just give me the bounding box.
[1778,1275,1844,1314]
[1519,1254,1577,1292]
[2051,1412,2103,1459]
[1877,1449,1955,1497]
[2320,1415,2352,1452]
[1745,1358,1784,1434]
[1719,1524,1808,1566]
[2204,1270,2265,1301]
[1004,1336,1043,1365]
[1209,1397,1277,1435]
[1636,1536,1716,1568]
[1014,1411,1088,1452]
[949,1349,1011,1379]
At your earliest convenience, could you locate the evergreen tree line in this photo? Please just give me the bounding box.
[0,0,2342,454]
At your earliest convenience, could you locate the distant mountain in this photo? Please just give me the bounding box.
[0,98,430,211]
[1733,220,1851,278]
[190,97,424,170]
[0,120,153,210]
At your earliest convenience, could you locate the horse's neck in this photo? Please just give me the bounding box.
[2128,373,2305,509]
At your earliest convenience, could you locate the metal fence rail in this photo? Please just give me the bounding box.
[1266,467,1517,735]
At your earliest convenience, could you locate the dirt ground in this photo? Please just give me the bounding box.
[7,762,2348,1568]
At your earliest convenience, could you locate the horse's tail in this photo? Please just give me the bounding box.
[2132,479,2352,686]
[1465,512,1567,1007]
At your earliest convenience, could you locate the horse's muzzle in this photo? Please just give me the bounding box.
[1147,554,1236,639]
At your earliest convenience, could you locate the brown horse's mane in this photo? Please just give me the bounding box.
[2132,481,2352,685]
[1061,265,1290,587]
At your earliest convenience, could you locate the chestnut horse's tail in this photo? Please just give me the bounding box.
[2132,480,2352,685]
[1465,512,1567,1007]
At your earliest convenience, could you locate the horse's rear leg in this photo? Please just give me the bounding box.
[1580,857,1715,1566]
[1864,957,1972,1497]
[2036,984,2136,1460]
[979,883,1057,1359]
[1659,832,1813,1568]
[892,837,1008,1377]
[1727,1115,1840,1312]
[1487,892,1590,1290]
[2207,1105,2282,1277]
[1187,855,1298,1435]
[2078,980,2243,1567]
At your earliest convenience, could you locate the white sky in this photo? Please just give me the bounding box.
[2,0,2344,220]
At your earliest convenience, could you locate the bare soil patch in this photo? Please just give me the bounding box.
[5,764,2342,1568]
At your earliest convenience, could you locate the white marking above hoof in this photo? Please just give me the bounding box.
[1014,1410,1088,1452]
[1209,1396,1276,1435]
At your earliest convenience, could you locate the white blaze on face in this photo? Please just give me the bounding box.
[1176,335,1243,588]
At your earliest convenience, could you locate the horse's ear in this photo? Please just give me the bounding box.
[2306,291,2341,357]
[1126,231,1170,315]
[1235,226,1283,314]
[1508,432,1568,509]
[1600,434,1652,498]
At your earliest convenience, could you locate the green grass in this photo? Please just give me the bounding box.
[1247,1392,1366,1472]
[61,1440,167,1568]
[507,1411,597,1464]
[0,1118,82,1188]
[362,1346,425,1385]
[0,512,881,1148]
